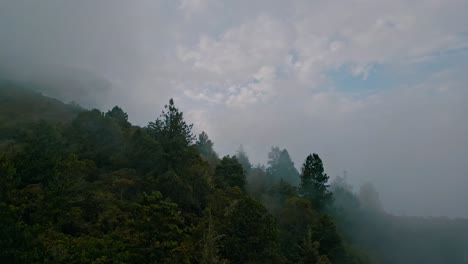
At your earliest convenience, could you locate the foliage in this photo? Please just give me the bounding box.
[0,86,406,263]
[200,210,229,264]
[235,145,252,173]
[214,156,246,191]
[299,153,333,210]
[266,147,299,186]
[196,131,219,168]
[219,196,279,263]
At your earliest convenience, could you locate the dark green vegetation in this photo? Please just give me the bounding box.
[1,82,468,263]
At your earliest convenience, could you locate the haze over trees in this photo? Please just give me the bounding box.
[1,82,468,263]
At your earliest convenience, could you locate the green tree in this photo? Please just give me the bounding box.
[0,154,17,202]
[47,154,93,235]
[311,214,345,262]
[266,147,299,185]
[200,210,228,264]
[105,106,131,128]
[214,156,246,190]
[67,109,124,167]
[126,128,164,174]
[330,176,361,230]
[267,179,298,211]
[219,197,278,263]
[147,99,196,173]
[299,153,333,210]
[16,121,64,185]
[245,165,269,199]
[277,197,318,262]
[300,228,331,264]
[153,170,194,208]
[235,145,252,174]
[0,89,384,264]
[196,131,219,167]
[132,191,188,263]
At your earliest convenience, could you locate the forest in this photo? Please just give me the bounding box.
[1,81,468,264]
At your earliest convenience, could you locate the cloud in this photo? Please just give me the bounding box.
[1,0,468,217]
[178,0,213,17]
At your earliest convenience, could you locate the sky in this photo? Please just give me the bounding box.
[1,0,468,217]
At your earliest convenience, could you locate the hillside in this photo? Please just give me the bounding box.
[0,80,83,127]
[1,87,468,263]
[0,88,371,263]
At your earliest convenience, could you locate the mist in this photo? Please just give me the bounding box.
[1,0,468,220]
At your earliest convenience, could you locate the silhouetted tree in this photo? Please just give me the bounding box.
[235,145,252,173]
[105,106,131,128]
[196,131,219,168]
[147,98,195,172]
[266,146,299,185]
[219,197,279,263]
[299,153,333,210]
[214,156,246,190]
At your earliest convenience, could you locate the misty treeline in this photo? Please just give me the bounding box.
[1,83,468,264]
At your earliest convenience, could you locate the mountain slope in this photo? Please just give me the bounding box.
[0,80,83,127]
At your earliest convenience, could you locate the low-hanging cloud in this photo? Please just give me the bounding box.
[1,0,468,217]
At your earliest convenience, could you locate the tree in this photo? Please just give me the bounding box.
[277,197,318,262]
[300,228,331,264]
[358,182,382,212]
[311,214,344,261]
[16,121,64,185]
[147,99,195,172]
[200,210,228,264]
[132,191,188,263]
[105,106,131,128]
[0,88,387,263]
[126,128,164,174]
[245,165,269,199]
[268,179,298,205]
[47,154,93,236]
[196,131,219,168]
[214,156,246,190]
[218,197,278,263]
[330,175,360,212]
[147,98,195,147]
[330,176,361,230]
[67,109,124,167]
[0,154,17,202]
[235,145,252,173]
[266,147,299,185]
[299,154,333,210]
[153,170,194,208]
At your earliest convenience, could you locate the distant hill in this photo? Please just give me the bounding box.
[0,64,112,109]
[0,80,84,127]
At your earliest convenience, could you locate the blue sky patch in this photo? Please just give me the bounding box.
[327,47,468,97]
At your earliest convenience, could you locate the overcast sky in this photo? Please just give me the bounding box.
[1,0,468,217]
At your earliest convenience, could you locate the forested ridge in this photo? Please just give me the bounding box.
[1,82,468,264]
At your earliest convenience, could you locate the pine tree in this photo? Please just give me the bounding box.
[201,210,228,264]
[300,227,331,264]
[299,153,333,210]
[147,99,195,172]
[196,131,219,167]
[147,98,195,147]
[266,147,299,185]
[235,145,252,173]
[214,156,246,190]
[105,106,131,128]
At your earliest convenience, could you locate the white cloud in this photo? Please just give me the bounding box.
[2,0,468,216]
[178,0,214,18]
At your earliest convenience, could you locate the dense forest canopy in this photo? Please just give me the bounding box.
[1,82,468,263]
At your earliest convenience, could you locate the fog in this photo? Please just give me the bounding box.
[1,0,468,217]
